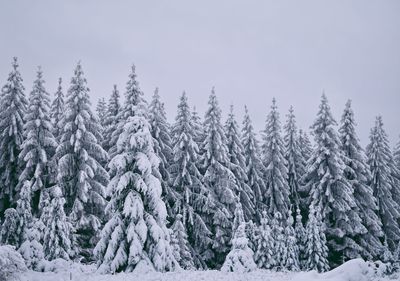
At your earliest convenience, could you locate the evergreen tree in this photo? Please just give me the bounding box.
[225,105,255,221]
[339,100,384,260]
[170,92,212,269]
[191,106,204,148]
[102,85,121,154]
[96,98,107,128]
[366,116,400,250]
[282,210,300,271]
[18,219,44,270]
[394,136,400,171]
[270,212,286,270]
[149,87,177,219]
[200,88,237,268]
[42,186,72,261]
[0,57,28,213]
[303,94,364,265]
[50,78,64,141]
[261,98,290,219]
[298,129,312,162]
[304,205,330,272]
[294,207,306,270]
[18,68,57,216]
[241,106,266,221]
[298,129,313,217]
[94,82,177,273]
[254,210,274,269]
[283,106,305,214]
[56,62,108,260]
[221,201,256,273]
[170,214,195,270]
[0,208,20,246]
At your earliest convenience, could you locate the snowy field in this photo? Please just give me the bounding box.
[13,259,398,281]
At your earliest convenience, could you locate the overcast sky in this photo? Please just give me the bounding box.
[0,0,399,146]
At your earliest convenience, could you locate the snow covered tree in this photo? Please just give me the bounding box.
[200,88,237,268]
[254,210,274,269]
[283,106,305,214]
[270,212,286,270]
[303,94,364,266]
[56,62,108,260]
[225,106,255,221]
[170,214,195,270]
[298,129,312,163]
[366,116,400,251]
[0,208,20,246]
[0,245,27,281]
[102,84,121,154]
[170,92,212,269]
[339,100,384,260]
[149,87,177,219]
[221,201,256,273]
[304,205,330,272]
[42,186,72,261]
[0,57,28,214]
[18,68,57,216]
[294,207,307,269]
[282,211,300,271]
[261,98,290,219]
[50,77,64,141]
[96,97,107,128]
[241,106,266,221]
[191,106,204,148]
[94,89,178,273]
[298,129,313,216]
[394,136,400,171]
[18,219,44,270]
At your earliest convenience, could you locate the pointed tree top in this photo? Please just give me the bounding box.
[12,57,19,69]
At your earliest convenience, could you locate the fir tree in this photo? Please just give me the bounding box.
[254,210,274,269]
[191,106,204,148]
[56,62,108,260]
[102,85,121,154]
[394,136,400,171]
[0,57,28,213]
[339,100,384,260]
[18,219,44,270]
[241,106,266,221]
[94,80,177,273]
[0,208,20,246]
[298,129,312,162]
[282,211,300,271]
[294,207,306,270]
[96,97,107,128]
[50,77,64,141]
[366,116,400,250]
[270,212,286,270]
[170,214,195,270]
[200,88,237,268]
[261,98,290,219]
[303,94,364,265]
[18,68,57,216]
[304,205,330,272]
[283,106,305,214]
[170,92,212,269]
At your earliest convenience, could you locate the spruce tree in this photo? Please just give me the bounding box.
[191,106,204,148]
[50,78,64,141]
[225,105,255,221]
[94,72,177,273]
[18,219,44,270]
[170,92,212,269]
[298,129,312,162]
[283,106,305,214]
[96,98,107,128]
[149,87,177,219]
[170,214,195,270]
[254,210,274,269]
[294,207,306,269]
[339,100,384,260]
[282,210,300,271]
[303,94,364,265]
[102,85,121,154]
[241,106,266,221]
[0,57,28,213]
[18,68,57,216]
[366,116,400,250]
[304,205,330,272]
[394,137,400,171]
[261,98,290,219]
[200,88,237,268]
[0,208,20,246]
[270,212,286,270]
[56,62,108,260]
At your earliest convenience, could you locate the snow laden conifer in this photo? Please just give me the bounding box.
[282,210,300,271]
[394,137,400,172]
[170,214,195,270]
[18,220,44,270]
[50,78,64,141]
[18,68,57,215]
[303,94,364,265]
[254,210,274,269]
[170,92,212,269]
[298,129,312,163]
[339,100,384,260]
[221,201,256,273]
[0,208,20,246]
[241,106,266,221]
[56,62,108,260]
[294,208,307,269]
[191,106,204,148]
[261,98,290,219]
[102,85,121,153]
[366,116,400,250]
[149,87,178,219]
[94,74,178,273]
[42,186,72,261]
[96,97,107,129]
[283,106,305,214]
[304,205,330,273]
[270,212,286,270]
[0,57,28,213]
[225,105,255,221]
[200,88,237,268]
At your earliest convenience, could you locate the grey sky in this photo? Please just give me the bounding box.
[1,0,399,146]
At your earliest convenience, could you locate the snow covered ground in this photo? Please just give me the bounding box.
[14,259,397,281]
